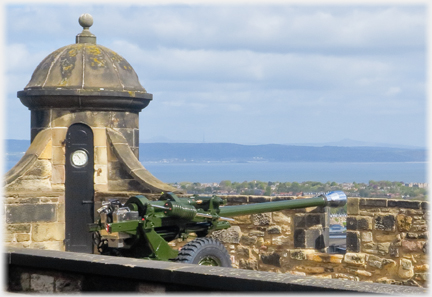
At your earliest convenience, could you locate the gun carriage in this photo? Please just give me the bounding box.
[90,191,346,267]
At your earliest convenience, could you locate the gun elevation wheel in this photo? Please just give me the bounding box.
[175,238,232,267]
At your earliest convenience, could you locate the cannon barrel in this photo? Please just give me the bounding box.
[218,191,346,218]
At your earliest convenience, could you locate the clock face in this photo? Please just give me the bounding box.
[71,149,88,167]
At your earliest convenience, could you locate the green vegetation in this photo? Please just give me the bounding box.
[171,180,428,201]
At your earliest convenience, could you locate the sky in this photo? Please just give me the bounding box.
[1,1,429,147]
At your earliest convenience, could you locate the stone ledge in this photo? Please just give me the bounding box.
[6,247,427,293]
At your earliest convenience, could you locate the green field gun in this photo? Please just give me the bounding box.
[89,191,346,267]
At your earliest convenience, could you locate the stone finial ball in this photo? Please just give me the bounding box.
[79,13,93,28]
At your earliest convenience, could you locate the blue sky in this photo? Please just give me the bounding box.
[2,1,428,147]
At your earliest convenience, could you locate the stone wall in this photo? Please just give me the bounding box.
[4,192,428,288]
[202,196,428,288]
[4,191,65,250]
[169,195,328,271]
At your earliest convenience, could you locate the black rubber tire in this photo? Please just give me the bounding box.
[175,238,232,267]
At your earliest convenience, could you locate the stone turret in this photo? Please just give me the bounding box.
[5,14,179,253]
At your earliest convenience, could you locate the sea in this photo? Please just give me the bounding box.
[4,160,427,184]
[140,161,428,184]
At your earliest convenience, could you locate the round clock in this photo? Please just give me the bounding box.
[71,149,88,167]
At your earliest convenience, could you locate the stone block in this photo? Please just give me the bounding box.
[406,232,418,239]
[414,273,428,282]
[267,226,281,234]
[249,230,265,237]
[272,196,293,201]
[52,128,67,146]
[6,204,56,224]
[237,246,250,257]
[52,165,65,184]
[374,234,396,242]
[363,242,376,249]
[239,259,258,270]
[74,111,110,127]
[30,274,55,293]
[294,214,306,228]
[344,252,367,266]
[51,110,75,127]
[30,241,64,251]
[55,276,83,292]
[94,146,108,165]
[232,215,251,224]
[6,224,31,234]
[93,128,107,147]
[346,231,360,252]
[398,258,414,279]
[290,249,312,260]
[361,231,373,242]
[261,252,281,267]
[401,240,425,253]
[115,128,135,147]
[94,165,108,184]
[31,109,51,128]
[16,234,31,242]
[32,223,65,242]
[368,255,383,269]
[57,203,65,223]
[272,211,291,225]
[272,235,290,246]
[111,111,139,129]
[306,214,324,227]
[411,224,427,232]
[305,228,324,249]
[388,200,420,209]
[251,213,271,226]
[293,229,305,248]
[22,160,52,179]
[420,202,428,211]
[356,270,372,277]
[396,214,413,231]
[347,197,360,215]
[374,214,395,232]
[346,217,357,230]
[377,242,390,254]
[108,161,133,180]
[295,266,325,274]
[418,232,428,239]
[134,129,139,148]
[414,264,428,272]
[51,146,65,165]
[357,216,372,230]
[210,226,241,243]
[225,196,248,204]
[249,196,271,203]
[359,198,387,208]
[240,235,257,246]
[389,246,400,258]
[39,140,52,159]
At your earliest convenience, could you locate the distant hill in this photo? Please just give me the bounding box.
[5,140,426,164]
[139,143,425,163]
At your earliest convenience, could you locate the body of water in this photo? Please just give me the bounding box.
[141,161,427,184]
[5,160,427,184]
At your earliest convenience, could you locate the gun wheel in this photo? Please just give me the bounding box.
[175,238,231,267]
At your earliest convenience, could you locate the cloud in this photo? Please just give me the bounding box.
[3,4,426,146]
